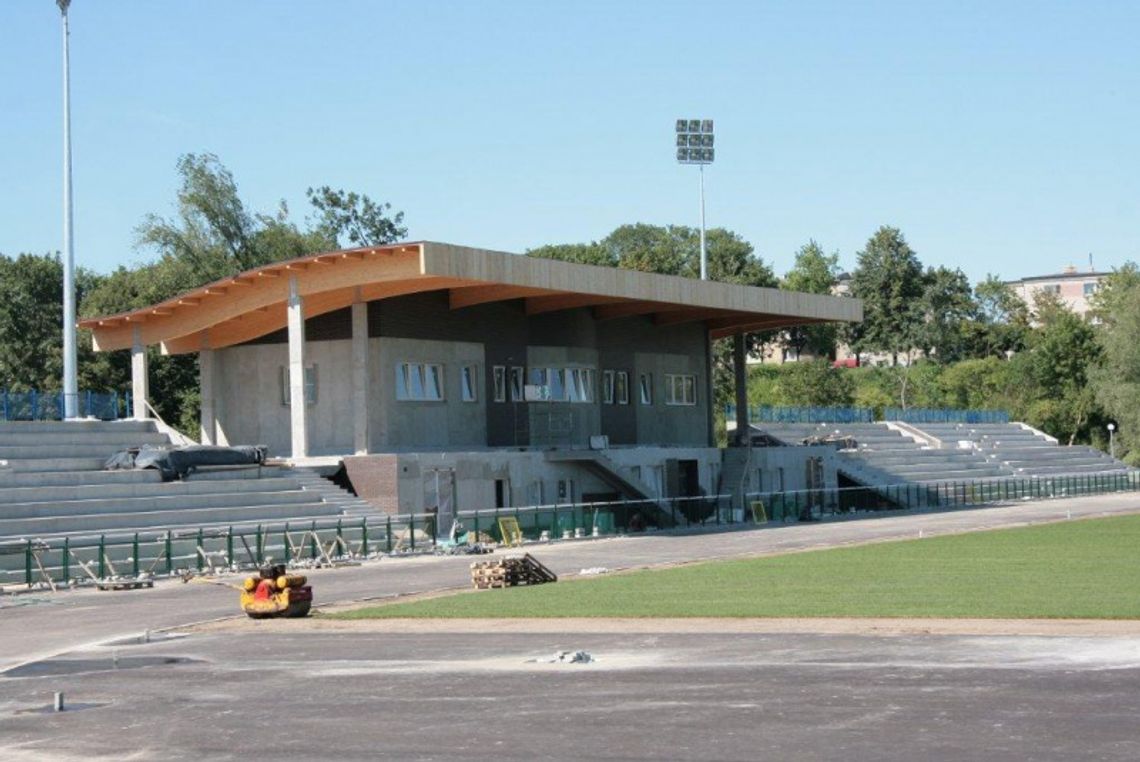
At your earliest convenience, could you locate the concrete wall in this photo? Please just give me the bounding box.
[347,446,725,515]
[218,291,711,455]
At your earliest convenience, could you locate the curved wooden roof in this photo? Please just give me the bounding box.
[80,241,862,355]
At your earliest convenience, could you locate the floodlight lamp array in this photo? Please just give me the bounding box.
[675,118,714,164]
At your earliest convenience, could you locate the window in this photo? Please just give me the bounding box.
[1083,282,1098,296]
[567,368,595,403]
[550,368,566,401]
[615,371,629,405]
[396,363,444,401]
[492,366,506,402]
[461,365,477,402]
[1040,284,1061,295]
[639,373,653,405]
[510,366,525,401]
[665,374,697,406]
[602,370,615,404]
[280,365,318,406]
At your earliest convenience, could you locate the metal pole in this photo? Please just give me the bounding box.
[59,0,78,419]
[698,163,708,281]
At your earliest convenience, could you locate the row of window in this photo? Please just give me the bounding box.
[281,363,698,406]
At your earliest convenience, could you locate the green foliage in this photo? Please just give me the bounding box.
[306,186,407,249]
[781,241,840,359]
[847,226,926,362]
[1091,263,1140,460]
[336,515,1140,619]
[916,266,978,363]
[774,360,854,406]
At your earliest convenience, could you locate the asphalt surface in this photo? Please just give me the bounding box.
[1,493,1139,760]
[2,630,1140,761]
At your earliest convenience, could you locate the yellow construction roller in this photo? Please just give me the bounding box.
[239,564,313,618]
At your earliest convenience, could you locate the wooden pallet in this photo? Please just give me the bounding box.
[470,553,557,590]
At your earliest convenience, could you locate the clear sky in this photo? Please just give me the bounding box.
[3,1,1138,282]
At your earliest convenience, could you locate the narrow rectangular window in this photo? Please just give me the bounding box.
[510,366,525,401]
[583,369,596,402]
[615,371,629,405]
[550,368,566,401]
[639,373,652,405]
[492,366,506,403]
[602,370,615,404]
[461,365,477,402]
[282,365,318,406]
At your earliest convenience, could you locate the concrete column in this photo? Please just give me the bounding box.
[733,333,749,445]
[351,290,370,454]
[131,325,149,420]
[287,275,309,459]
[199,346,216,445]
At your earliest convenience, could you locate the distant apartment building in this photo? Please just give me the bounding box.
[1005,265,1106,320]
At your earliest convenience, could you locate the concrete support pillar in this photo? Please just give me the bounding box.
[287,275,309,459]
[131,325,149,420]
[199,347,216,445]
[351,291,370,454]
[733,333,749,445]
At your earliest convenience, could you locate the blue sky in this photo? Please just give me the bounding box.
[3,1,1138,282]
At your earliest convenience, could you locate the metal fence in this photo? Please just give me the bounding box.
[727,405,1011,426]
[1,390,130,421]
[8,471,1139,589]
[882,407,1009,424]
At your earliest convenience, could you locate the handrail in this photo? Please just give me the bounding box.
[140,398,198,447]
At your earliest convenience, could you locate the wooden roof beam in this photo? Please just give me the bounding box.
[593,301,670,321]
[653,308,735,326]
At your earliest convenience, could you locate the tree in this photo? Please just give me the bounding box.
[775,361,854,406]
[916,265,978,363]
[848,226,926,364]
[1024,292,1102,444]
[1091,263,1140,462]
[965,274,1029,358]
[780,241,840,360]
[306,186,407,248]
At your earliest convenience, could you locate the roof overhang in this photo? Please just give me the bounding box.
[79,241,863,354]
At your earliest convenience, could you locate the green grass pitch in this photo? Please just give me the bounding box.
[333,514,1140,620]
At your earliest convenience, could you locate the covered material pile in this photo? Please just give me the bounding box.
[470,553,557,590]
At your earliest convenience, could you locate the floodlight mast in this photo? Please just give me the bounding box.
[58,0,78,419]
[675,118,714,280]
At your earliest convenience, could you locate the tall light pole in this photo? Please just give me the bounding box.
[58,0,79,419]
[1108,422,1116,459]
[675,119,715,280]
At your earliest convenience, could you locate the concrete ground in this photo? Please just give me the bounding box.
[2,493,1140,760]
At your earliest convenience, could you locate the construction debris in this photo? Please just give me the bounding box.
[470,553,557,590]
[533,650,594,664]
[578,566,611,576]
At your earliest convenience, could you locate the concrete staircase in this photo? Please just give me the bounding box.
[0,420,380,581]
[917,423,1132,477]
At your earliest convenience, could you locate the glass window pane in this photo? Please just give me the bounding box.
[493,366,506,402]
[510,367,525,401]
[602,370,615,404]
[640,373,652,405]
[550,369,566,401]
[410,364,425,399]
[462,366,476,402]
[616,372,628,404]
[396,364,409,400]
[426,365,443,400]
[684,376,695,404]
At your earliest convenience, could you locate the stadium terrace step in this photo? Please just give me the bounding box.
[0,476,302,506]
[0,468,163,488]
[0,500,340,537]
[0,420,158,435]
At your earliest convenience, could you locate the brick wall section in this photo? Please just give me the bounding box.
[342,455,400,514]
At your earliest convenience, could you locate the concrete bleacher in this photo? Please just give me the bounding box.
[918,423,1131,477]
[0,419,377,581]
[754,419,1132,490]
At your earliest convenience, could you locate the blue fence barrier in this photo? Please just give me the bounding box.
[1,390,130,421]
[883,407,1010,424]
[728,405,875,424]
[728,405,1011,426]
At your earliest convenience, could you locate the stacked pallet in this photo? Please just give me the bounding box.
[470,553,558,590]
